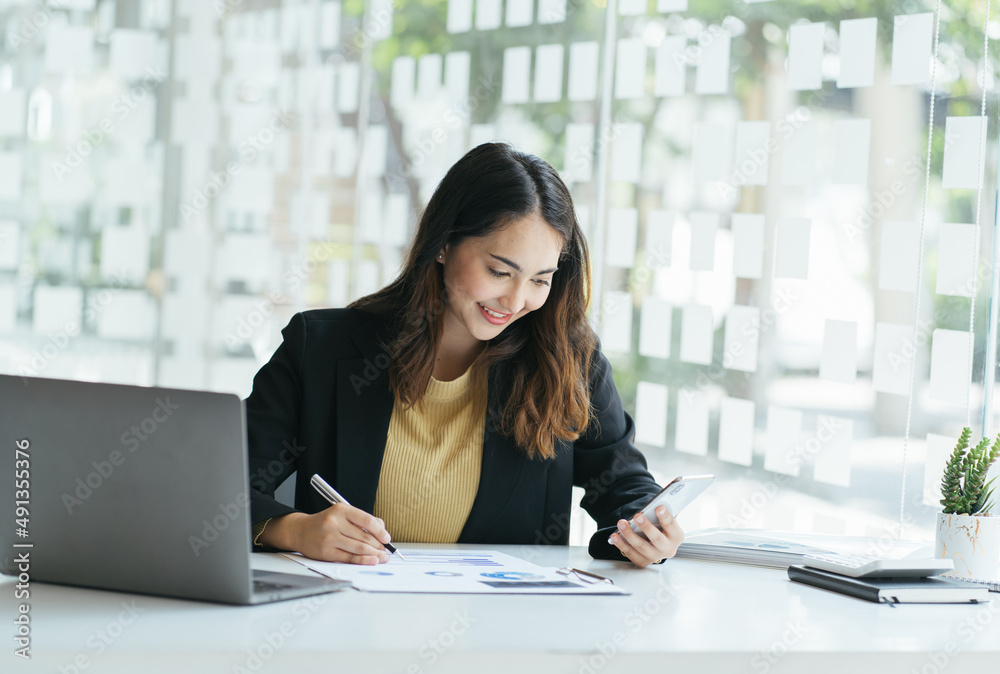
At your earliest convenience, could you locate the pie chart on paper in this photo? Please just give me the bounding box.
[479,571,545,581]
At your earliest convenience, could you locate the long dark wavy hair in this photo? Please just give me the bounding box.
[349,143,597,460]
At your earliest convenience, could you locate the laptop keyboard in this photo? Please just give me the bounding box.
[254,579,296,592]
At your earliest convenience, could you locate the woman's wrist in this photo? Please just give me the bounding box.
[258,512,305,550]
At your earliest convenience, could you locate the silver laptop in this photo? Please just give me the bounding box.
[0,374,348,604]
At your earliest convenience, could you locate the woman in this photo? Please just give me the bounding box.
[246,143,682,568]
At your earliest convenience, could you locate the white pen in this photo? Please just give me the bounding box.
[309,473,406,561]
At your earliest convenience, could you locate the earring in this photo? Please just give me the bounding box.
[438,254,443,259]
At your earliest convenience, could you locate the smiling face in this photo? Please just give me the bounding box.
[438,212,564,346]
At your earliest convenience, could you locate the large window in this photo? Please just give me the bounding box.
[1,0,996,545]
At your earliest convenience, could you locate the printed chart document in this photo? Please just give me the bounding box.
[283,549,629,595]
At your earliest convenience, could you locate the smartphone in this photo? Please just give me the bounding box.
[626,475,715,538]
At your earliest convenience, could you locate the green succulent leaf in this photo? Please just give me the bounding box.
[974,478,997,515]
[940,429,1000,515]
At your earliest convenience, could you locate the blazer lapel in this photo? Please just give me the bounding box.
[333,313,529,541]
[334,318,395,513]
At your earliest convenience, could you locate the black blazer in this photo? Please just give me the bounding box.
[245,308,662,560]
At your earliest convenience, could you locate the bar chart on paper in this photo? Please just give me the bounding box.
[283,549,628,595]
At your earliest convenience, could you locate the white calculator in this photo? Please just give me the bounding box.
[802,553,954,579]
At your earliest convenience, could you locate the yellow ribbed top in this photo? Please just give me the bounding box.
[373,367,486,543]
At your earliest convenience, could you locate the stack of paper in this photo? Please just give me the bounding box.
[676,529,930,569]
[284,548,628,595]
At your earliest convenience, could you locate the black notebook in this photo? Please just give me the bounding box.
[788,565,990,604]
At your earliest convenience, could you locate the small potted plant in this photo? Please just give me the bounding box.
[936,427,1000,580]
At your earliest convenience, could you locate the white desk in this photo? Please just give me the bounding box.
[3,544,998,673]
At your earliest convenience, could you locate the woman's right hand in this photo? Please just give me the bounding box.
[259,505,393,565]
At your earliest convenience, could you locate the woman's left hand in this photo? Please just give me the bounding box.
[609,505,684,568]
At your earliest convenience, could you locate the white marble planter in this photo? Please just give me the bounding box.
[935,512,1000,581]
